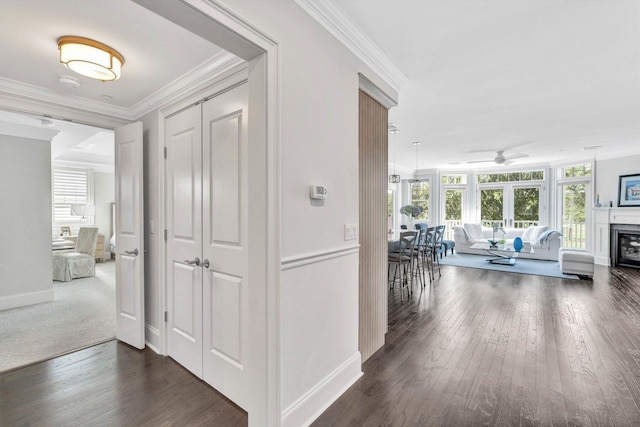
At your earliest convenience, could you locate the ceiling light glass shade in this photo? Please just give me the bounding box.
[58,36,124,81]
[389,174,401,183]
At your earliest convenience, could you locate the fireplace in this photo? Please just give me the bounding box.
[611,224,640,269]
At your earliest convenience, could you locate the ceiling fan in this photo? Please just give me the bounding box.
[467,150,529,165]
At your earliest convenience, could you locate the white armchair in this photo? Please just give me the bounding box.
[52,227,99,281]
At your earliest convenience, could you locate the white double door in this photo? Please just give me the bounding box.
[165,83,250,409]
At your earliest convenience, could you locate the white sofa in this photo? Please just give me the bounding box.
[453,223,562,261]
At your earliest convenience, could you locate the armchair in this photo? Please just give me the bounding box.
[52,227,99,281]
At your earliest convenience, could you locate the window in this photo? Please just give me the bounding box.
[562,164,591,179]
[410,180,429,220]
[52,166,92,235]
[441,174,466,239]
[477,170,544,183]
[477,169,544,228]
[442,174,467,185]
[557,162,592,248]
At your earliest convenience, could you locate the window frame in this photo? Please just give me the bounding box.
[52,165,94,237]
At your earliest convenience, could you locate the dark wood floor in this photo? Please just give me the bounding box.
[314,264,640,426]
[0,340,247,426]
[3,265,640,427]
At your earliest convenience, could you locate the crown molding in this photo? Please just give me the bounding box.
[0,121,59,141]
[0,51,244,126]
[130,51,245,118]
[0,76,130,121]
[295,0,408,92]
[359,73,397,109]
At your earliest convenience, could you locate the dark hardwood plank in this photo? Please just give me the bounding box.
[314,264,640,427]
[0,340,247,426]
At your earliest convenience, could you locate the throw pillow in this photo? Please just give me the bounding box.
[464,223,483,240]
[530,225,549,242]
[521,226,535,242]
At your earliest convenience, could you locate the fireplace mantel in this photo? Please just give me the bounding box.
[593,207,640,265]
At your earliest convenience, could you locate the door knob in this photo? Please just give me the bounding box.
[124,249,139,256]
[184,257,201,266]
[202,259,210,269]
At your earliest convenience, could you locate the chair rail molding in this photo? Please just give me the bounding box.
[295,0,408,93]
[281,245,360,270]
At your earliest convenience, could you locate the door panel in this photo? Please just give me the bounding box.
[480,187,505,227]
[202,83,249,409]
[210,113,242,245]
[166,105,203,377]
[512,186,540,228]
[115,122,145,350]
[208,271,243,367]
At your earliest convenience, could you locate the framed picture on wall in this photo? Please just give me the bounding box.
[618,173,640,207]
[60,226,71,237]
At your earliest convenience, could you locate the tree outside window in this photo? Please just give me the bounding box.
[410,181,429,220]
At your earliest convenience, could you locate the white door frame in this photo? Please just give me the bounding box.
[136,1,280,425]
[0,1,280,423]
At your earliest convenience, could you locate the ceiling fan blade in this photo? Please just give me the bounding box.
[467,159,494,164]
[467,142,532,154]
[505,153,528,160]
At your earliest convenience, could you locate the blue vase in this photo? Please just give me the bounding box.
[513,237,523,252]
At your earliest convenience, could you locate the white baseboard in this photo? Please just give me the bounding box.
[595,255,611,266]
[281,351,363,427]
[145,323,161,354]
[0,289,54,311]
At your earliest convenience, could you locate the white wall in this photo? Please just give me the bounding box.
[136,0,396,424]
[595,154,640,207]
[217,1,395,424]
[94,171,115,253]
[0,131,55,310]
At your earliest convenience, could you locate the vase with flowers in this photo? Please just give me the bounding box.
[400,205,422,230]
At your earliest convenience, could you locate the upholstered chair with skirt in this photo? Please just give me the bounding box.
[52,227,99,282]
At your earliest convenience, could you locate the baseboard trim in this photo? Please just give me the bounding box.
[281,351,362,427]
[145,324,161,354]
[595,255,611,266]
[0,289,54,311]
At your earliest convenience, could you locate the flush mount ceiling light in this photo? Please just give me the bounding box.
[58,36,124,81]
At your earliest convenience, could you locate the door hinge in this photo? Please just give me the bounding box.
[164,229,167,241]
[164,147,167,159]
[164,311,168,322]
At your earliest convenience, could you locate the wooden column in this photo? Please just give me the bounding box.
[358,90,388,362]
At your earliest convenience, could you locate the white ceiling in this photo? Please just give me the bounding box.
[336,0,640,171]
[0,0,637,172]
[0,0,226,167]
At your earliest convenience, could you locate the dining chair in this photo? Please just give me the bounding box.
[421,227,436,284]
[432,225,445,277]
[388,230,418,302]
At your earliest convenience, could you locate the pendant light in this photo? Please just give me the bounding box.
[412,141,421,186]
[389,124,400,183]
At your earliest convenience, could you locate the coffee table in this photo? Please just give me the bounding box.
[469,242,534,266]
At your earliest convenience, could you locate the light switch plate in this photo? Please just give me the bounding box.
[344,224,357,241]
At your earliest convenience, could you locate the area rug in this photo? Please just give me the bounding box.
[0,261,116,373]
[438,252,579,279]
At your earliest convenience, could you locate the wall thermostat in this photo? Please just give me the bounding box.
[309,185,328,199]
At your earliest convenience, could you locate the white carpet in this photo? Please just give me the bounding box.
[439,252,579,279]
[0,261,116,373]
